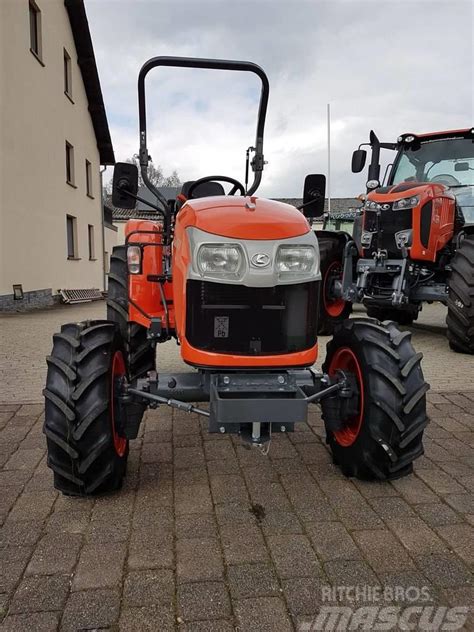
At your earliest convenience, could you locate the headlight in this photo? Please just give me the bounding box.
[127,246,142,274]
[366,179,380,190]
[395,229,413,248]
[364,200,380,210]
[360,231,374,248]
[276,245,316,276]
[392,195,420,211]
[197,244,244,279]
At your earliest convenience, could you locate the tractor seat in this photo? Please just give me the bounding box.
[176,180,225,210]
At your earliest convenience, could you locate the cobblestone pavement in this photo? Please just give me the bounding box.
[0,300,472,402]
[0,301,473,630]
[0,396,473,631]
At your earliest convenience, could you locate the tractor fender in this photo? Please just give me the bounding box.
[314,229,353,251]
[315,218,363,256]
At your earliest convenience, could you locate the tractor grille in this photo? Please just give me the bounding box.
[362,208,412,257]
[185,280,319,357]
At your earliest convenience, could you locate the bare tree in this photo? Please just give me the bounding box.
[126,154,181,188]
[162,170,181,187]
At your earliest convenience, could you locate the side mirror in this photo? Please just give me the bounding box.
[301,174,326,218]
[112,162,139,209]
[454,162,470,172]
[352,149,367,173]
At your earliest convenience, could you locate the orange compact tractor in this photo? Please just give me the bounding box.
[317,128,474,353]
[43,58,428,495]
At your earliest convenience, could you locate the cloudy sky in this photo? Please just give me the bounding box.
[86,0,473,198]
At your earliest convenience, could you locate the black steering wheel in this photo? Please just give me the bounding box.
[187,175,245,199]
[429,174,461,187]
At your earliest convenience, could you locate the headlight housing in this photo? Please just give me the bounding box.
[364,200,380,210]
[197,244,244,279]
[395,229,413,248]
[392,195,420,211]
[276,245,316,277]
[127,246,142,274]
[360,231,374,248]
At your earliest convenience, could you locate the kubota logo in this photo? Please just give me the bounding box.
[251,253,271,267]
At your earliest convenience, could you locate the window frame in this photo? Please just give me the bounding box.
[85,159,93,198]
[63,48,73,101]
[88,224,96,260]
[29,0,43,64]
[66,215,79,260]
[65,141,76,187]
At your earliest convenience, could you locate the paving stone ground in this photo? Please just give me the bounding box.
[0,301,473,630]
[0,301,472,402]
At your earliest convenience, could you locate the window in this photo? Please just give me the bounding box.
[86,160,93,197]
[29,1,42,61]
[65,142,75,185]
[66,215,78,259]
[88,225,95,260]
[392,138,474,187]
[391,154,417,184]
[64,49,72,98]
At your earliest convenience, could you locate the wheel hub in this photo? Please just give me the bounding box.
[324,261,346,317]
[326,348,364,446]
[111,351,128,457]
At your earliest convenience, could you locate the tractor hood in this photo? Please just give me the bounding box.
[178,195,311,240]
[368,181,448,201]
[367,182,474,225]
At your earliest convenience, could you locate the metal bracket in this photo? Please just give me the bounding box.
[341,240,360,302]
[147,318,163,340]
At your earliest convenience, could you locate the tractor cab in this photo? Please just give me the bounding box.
[352,128,474,226]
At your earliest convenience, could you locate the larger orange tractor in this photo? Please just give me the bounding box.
[43,57,428,495]
[317,128,474,354]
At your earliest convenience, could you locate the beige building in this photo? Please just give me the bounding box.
[0,0,116,310]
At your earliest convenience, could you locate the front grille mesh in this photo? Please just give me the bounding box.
[363,208,412,256]
[186,280,319,357]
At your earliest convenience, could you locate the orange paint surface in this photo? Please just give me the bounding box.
[177,195,311,240]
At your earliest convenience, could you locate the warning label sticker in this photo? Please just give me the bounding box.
[214,316,229,338]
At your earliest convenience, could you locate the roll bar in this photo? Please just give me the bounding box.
[137,56,270,218]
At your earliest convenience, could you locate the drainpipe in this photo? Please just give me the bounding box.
[100,166,107,293]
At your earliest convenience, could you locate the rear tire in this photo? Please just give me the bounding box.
[365,304,418,326]
[43,321,129,496]
[317,236,352,335]
[107,245,156,379]
[446,234,474,354]
[321,318,429,480]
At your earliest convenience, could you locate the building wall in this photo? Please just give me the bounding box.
[115,221,127,246]
[103,224,118,290]
[0,0,108,306]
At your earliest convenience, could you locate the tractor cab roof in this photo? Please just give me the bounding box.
[398,128,474,144]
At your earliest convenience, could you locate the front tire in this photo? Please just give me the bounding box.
[317,236,352,335]
[43,321,129,496]
[107,245,156,380]
[321,318,429,480]
[446,234,474,354]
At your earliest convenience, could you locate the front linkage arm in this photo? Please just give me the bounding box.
[115,369,360,446]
